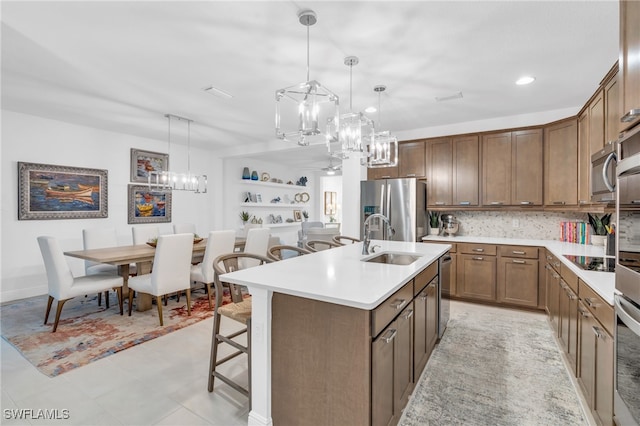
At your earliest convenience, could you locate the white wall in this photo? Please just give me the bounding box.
[1,110,223,302]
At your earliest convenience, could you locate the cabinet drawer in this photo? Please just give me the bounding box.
[545,251,562,272]
[459,243,497,256]
[499,245,539,259]
[372,281,414,338]
[414,261,438,296]
[560,264,579,293]
[579,279,614,336]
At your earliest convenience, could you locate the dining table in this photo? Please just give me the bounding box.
[64,237,246,311]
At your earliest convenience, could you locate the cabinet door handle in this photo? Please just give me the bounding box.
[553,272,560,279]
[583,298,597,309]
[554,262,561,268]
[512,250,526,255]
[578,308,589,317]
[473,257,484,261]
[459,201,471,205]
[382,328,397,343]
[402,309,414,320]
[435,202,446,206]
[592,326,602,339]
[520,201,532,205]
[512,259,526,264]
[419,291,427,300]
[621,108,640,123]
[552,201,566,205]
[631,200,640,204]
[472,248,485,252]
[490,201,503,205]
[406,173,416,177]
[390,299,407,310]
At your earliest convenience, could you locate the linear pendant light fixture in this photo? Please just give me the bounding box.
[368,85,398,168]
[275,9,339,146]
[148,114,207,193]
[328,56,374,159]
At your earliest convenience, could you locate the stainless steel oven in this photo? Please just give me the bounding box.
[615,124,640,426]
[591,141,617,203]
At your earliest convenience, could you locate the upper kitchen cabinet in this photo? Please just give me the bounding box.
[588,89,605,157]
[619,0,640,131]
[544,118,578,207]
[587,65,620,156]
[482,129,543,207]
[427,135,480,208]
[367,165,399,180]
[398,140,426,178]
[604,68,620,144]
[578,110,592,205]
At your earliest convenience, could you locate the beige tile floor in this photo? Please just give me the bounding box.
[1,317,249,425]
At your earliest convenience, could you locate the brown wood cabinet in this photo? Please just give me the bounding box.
[398,140,426,178]
[427,138,453,206]
[453,135,480,206]
[578,110,592,205]
[496,245,539,308]
[456,244,496,301]
[413,267,438,377]
[545,258,561,332]
[368,165,398,180]
[544,118,578,206]
[619,0,640,131]
[482,129,543,207]
[589,90,605,157]
[605,70,620,144]
[558,277,579,373]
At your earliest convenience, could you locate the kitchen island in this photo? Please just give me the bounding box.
[220,240,450,426]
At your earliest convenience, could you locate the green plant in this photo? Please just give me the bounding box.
[587,213,611,236]
[302,210,309,219]
[239,211,250,223]
[428,211,440,228]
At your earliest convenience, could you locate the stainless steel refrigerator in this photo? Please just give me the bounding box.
[360,178,427,242]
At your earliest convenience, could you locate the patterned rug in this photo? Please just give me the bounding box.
[400,301,588,426]
[0,290,229,377]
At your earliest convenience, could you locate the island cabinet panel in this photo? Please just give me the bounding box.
[496,249,539,308]
[414,276,438,378]
[393,303,415,421]
[544,118,578,207]
[372,322,395,426]
[427,138,453,206]
[482,132,512,206]
[398,140,426,178]
[620,0,640,132]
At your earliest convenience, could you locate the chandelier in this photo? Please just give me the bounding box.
[148,114,207,193]
[275,9,339,146]
[328,56,374,159]
[368,85,398,168]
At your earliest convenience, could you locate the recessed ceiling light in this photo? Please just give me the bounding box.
[516,76,536,85]
[365,106,377,113]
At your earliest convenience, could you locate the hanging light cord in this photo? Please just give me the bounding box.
[378,91,382,128]
[306,22,310,82]
[349,63,353,112]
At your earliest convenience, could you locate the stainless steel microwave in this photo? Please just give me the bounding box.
[591,142,617,203]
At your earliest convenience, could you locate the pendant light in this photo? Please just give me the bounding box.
[275,9,339,146]
[327,56,374,159]
[148,114,207,193]
[368,85,398,168]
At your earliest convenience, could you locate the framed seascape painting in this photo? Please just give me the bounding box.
[127,184,172,224]
[130,148,169,183]
[18,162,108,220]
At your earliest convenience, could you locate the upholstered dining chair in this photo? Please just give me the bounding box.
[304,239,341,252]
[132,225,160,245]
[127,233,193,326]
[267,245,311,261]
[173,223,196,235]
[190,230,236,309]
[297,221,324,247]
[208,252,273,407]
[240,227,270,269]
[37,236,124,332]
[332,235,361,246]
[304,228,340,251]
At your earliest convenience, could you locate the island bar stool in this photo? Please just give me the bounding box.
[37,236,124,332]
[332,235,361,246]
[127,233,194,326]
[267,245,311,261]
[208,253,273,407]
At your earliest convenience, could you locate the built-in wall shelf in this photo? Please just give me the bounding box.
[240,179,308,190]
[240,202,309,208]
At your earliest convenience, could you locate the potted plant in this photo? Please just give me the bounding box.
[239,210,250,224]
[428,211,440,235]
[587,213,611,245]
[302,210,309,221]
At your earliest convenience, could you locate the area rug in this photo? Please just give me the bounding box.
[400,301,588,426]
[0,290,232,377]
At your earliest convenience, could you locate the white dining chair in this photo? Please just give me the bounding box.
[37,236,124,332]
[132,225,160,245]
[190,230,236,309]
[304,228,341,251]
[173,223,196,235]
[127,233,193,326]
[241,227,270,269]
[297,221,324,247]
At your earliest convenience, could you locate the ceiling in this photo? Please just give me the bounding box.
[1,1,620,173]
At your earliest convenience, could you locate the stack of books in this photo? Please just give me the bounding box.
[560,222,590,244]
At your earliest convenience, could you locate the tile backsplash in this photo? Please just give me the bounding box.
[436,211,612,241]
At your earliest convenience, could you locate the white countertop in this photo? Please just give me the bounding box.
[422,235,616,305]
[221,240,450,310]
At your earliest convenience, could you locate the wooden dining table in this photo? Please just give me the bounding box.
[64,237,246,311]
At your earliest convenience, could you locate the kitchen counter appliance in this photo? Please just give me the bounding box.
[360,178,426,242]
[563,255,615,272]
[591,141,617,203]
[441,214,459,237]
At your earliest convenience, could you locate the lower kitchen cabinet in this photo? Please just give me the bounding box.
[457,254,496,301]
[558,278,579,373]
[497,245,539,308]
[545,261,561,332]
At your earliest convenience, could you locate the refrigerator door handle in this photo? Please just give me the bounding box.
[386,183,392,239]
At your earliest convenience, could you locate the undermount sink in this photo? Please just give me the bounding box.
[362,251,422,265]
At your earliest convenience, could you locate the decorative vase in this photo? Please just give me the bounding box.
[591,235,606,246]
[430,227,440,236]
[251,170,259,181]
[242,167,250,180]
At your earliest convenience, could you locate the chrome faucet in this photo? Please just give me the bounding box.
[362,213,395,255]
